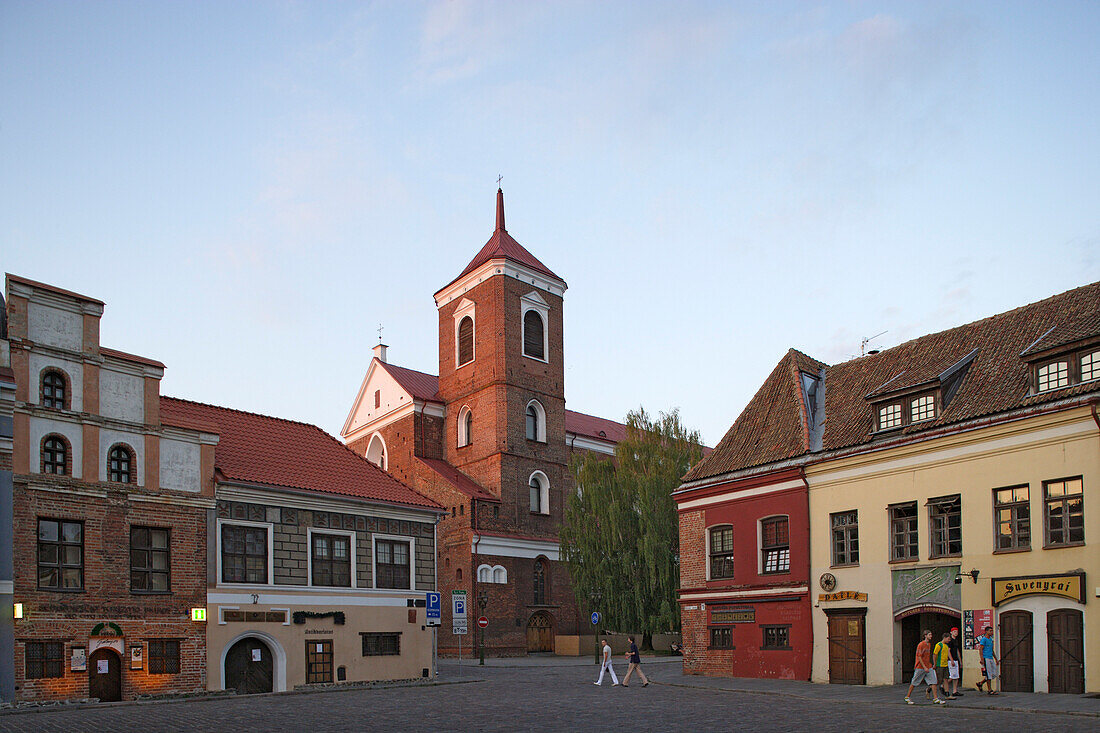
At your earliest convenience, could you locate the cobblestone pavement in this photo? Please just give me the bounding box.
[1,660,1096,733]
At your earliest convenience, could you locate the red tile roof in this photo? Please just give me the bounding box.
[417,458,500,502]
[377,361,441,403]
[101,346,166,369]
[160,396,441,512]
[686,282,1100,482]
[564,409,628,444]
[6,273,104,305]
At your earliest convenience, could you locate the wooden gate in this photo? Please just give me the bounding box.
[225,638,274,694]
[526,612,554,653]
[88,649,122,702]
[826,612,865,684]
[999,610,1033,692]
[1047,609,1084,694]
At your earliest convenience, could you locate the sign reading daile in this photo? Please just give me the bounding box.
[710,607,755,624]
[992,572,1084,607]
[818,591,868,603]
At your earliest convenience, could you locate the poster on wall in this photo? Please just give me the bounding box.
[71,647,87,672]
[130,645,143,670]
[963,609,993,649]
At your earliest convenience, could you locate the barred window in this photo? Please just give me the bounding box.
[1037,360,1069,392]
[709,627,733,650]
[25,641,64,679]
[108,444,134,483]
[148,639,180,674]
[1044,477,1084,547]
[41,370,67,409]
[878,403,902,430]
[889,502,918,561]
[131,526,170,592]
[362,632,401,656]
[760,517,790,574]
[929,495,962,558]
[830,511,859,566]
[761,625,791,650]
[994,485,1030,551]
[38,518,83,590]
[312,533,352,587]
[708,526,734,579]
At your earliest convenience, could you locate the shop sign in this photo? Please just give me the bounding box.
[709,607,755,624]
[818,591,867,602]
[991,572,1084,607]
[891,566,960,615]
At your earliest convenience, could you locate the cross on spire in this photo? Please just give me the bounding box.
[377,323,384,343]
[497,174,503,187]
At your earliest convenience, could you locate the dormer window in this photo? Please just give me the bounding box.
[910,394,935,423]
[1037,360,1069,392]
[875,392,936,432]
[1082,350,1100,382]
[878,404,902,430]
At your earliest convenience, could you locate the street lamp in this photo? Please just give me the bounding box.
[589,589,603,665]
[478,590,488,666]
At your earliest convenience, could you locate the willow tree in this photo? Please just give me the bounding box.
[561,407,704,649]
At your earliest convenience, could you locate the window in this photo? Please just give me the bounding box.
[761,625,791,650]
[492,566,507,583]
[708,526,734,580]
[221,524,268,584]
[305,640,333,683]
[41,435,68,475]
[366,433,387,470]
[38,519,83,590]
[994,485,1030,551]
[889,502,918,561]
[709,627,733,650]
[529,472,549,514]
[312,533,352,587]
[533,559,548,605]
[458,406,473,448]
[374,390,380,409]
[41,370,67,409]
[760,517,790,574]
[910,394,935,422]
[1082,350,1100,382]
[1044,477,1084,547]
[457,315,474,366]
[830,511,859,566]
[108,444,135,483]
[1037,360,1069,392]
[878,403,902,430]
[362,632,401,656]
[929,494,962,558]
[523,310,545,359]
[375,538,411,589]
[131,526,170,592]
[478,564,492,583]
[25,641,64,679]
[148,640,181,674]
[525,400,545,442]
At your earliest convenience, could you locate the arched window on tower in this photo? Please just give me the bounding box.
[458,406,473,448]
[529,471,549,515]
[525,400,545,442]
[533,558,548,605]
[457,316,474,366]
[523,310,545,360]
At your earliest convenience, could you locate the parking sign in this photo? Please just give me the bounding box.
[426,591,441,626]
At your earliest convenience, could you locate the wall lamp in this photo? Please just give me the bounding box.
[954,569,980,584]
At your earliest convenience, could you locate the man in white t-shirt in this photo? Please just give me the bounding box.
[594,639,620,686]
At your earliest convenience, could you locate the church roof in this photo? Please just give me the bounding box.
[378,361,443,403]
[437,189,563,294]
[161,396,442,512]
[417,458,500,502]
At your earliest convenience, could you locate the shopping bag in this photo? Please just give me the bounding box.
[948,660,960,680]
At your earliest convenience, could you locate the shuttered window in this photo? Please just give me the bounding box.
[523,310,545,359]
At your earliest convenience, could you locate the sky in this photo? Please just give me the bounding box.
[2,1,1098,447]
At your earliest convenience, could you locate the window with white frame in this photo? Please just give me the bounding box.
[454,298,476,367]
[528,471,549,515]
[520,291,550,362]
[311,531,352,587]
[1037,360,1069,392]
[878,403,902,430]
[910,394,935,422]
[477,564,492,583]
[375,537,412,589]
[760,516,790,574]
[220,522,270,584]
[492,565,507,583]
[525,400,546,442]
[366,433,387,470]
[458,405,473,448]
[1080,350,1100,382]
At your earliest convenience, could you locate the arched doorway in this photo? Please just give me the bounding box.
[526,611,554,653]
[88,648,122,702]
[899,609,958,679]
[225,637,274,694]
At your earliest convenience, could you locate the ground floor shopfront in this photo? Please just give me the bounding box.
[207,591,434,694]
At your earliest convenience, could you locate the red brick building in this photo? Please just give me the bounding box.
[674,349,822,680]
[5,275,215,702]
[341,190,626,656]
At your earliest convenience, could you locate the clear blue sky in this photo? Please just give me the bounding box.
[3,1,1098,446]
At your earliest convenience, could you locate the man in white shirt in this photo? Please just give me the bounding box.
[593,639,619,686]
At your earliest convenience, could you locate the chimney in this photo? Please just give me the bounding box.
[373,343,388,363]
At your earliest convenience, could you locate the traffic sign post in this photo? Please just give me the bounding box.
[426,592,441,626]
[477,616,488,628]
[591,610,601,665]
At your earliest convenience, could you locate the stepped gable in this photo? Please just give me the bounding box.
[683,281,1100,482]
[161,396,441,511]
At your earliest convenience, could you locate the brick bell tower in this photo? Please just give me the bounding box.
[434,189,568,529]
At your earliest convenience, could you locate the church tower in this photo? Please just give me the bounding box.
[433,189,568,534]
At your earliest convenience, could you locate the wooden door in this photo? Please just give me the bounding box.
[1047,609,1084,694]
[827,613,865,684]
[225,638,274,694]
[999,610,1033,692]
[526,612,553,653]
[88,649,121,702]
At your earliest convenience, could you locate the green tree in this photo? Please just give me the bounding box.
[561,407,704,649]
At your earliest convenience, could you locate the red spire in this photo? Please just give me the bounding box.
[495,187,506,232]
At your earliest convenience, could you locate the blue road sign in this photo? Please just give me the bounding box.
[426,591,441,626]
[591,611,600,625]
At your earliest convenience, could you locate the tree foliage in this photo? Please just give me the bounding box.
[561,407,704,646]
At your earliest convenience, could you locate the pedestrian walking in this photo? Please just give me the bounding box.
[976,626,1000,695]
[933,632,955,699]
[593,638,619,686]
[621,635,649,687]
[947,626,963,697]
[905,630,946,705]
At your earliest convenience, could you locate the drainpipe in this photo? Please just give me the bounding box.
[1091,399,1100,437]
[471,498,480,661]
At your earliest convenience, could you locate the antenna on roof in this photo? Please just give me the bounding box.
[861,330,887,356]
[377,323,384,343]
